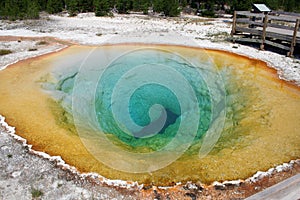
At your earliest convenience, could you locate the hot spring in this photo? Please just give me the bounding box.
[0,44,300,185]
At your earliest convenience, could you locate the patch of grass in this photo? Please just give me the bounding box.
[203,22,214,25]
[31,188,43,198]
[36,41,48,45]
[206,31,230,38]
[0,49,13,56]
[28,48,38,51]
[108,12,114,17]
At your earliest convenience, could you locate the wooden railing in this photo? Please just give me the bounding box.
[231,11,300,56]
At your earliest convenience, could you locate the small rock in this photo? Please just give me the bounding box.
[52,180,64,188]
[142,185,152,190]
[184,182,203,191]
[153,189,161,200]
[11,171,22,178]
[1,145,9,150]
[185,192,197,200]
[213,181,225,190]
[81,189,91,199]
[223,180,242,187]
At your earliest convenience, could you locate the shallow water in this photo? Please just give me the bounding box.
[0,44,300,185]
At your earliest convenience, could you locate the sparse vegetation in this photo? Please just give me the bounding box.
[28,48,38,51]
[206,31,230,38]
[0,49,13,56]
[31,188,43,198]
[0,0,300,21]
[94,0,111,16]
[36,41,48,45]
[0,0,39,20]
[203,22,214,25]
[153,0,180,17]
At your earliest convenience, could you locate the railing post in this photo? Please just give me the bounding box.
[231,11,237,37]
[288,18,300,57]
[260,13,268,50]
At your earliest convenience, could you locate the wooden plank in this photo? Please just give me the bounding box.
[236,11,264,18]
[272,11,300,17]
[230,37,290,51]
[236,11,297,22]
[236,19,295,31]
[264,40,291,50]
[230,37,262,44]
[266,31,293,42]
[235,26,300,44]
[236,18,264,27]
[268,23,295,31]
[255,27,300,43]
[235,26,262,35]
[231,11,237,37]
[268,15,298,23]
[261,14,268,49]
[232,10,300,55]
[289,19,300,56]
[245,173,300,200]
[264,27,295,36]
[236,18,253,24]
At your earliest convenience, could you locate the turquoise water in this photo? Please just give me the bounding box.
[94,49,213,151]
[42,46,227,173]
[4,44,300,184]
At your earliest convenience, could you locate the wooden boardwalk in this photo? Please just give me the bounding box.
[246,173,300,200]
[231,11,300,56]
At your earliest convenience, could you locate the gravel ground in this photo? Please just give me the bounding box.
[0,122,140,200]
[0,36,66,70]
